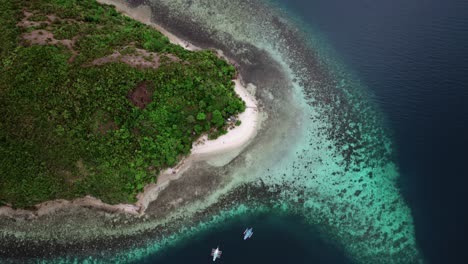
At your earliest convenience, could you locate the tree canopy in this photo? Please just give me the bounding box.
[0,0,245,208]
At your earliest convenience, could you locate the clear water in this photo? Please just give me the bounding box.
[8,0,466,263]
[136,0,468,263]
[139,213,351,264]
[279,0,468,263]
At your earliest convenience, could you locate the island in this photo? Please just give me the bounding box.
[0,0,254,210]
[0,1,423,263]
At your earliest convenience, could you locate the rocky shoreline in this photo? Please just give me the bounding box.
[0,0,260,220]
[0,0,293,261]
[1,0,423,263]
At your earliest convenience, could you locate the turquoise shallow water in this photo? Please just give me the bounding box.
[279,0,468,263]
[26,0,421,262]
[97,0,423,263]
[6,0,467,263]
[139,213,351,264]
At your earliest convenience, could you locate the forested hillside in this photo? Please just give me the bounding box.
[0,0,245,208]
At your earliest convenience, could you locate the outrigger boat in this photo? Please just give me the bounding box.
[211,246,222,261]
[243,227,253,240]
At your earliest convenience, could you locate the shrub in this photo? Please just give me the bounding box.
[211,110,224,127]
[196,112,206,121]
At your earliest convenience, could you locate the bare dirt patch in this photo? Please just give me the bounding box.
[17,10,51,28]
[23,29,62,46]
[98,120,119,134]
[18,10,80,63]
[127,81,154,109]
[21,29,79,63]
[76,159,90,177]
[17,10,81,28]
[90,48,167,69]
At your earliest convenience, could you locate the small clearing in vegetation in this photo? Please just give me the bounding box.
[127,81,154,109]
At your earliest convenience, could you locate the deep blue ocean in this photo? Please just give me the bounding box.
[140,0,468,263]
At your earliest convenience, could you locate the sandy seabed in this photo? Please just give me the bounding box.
[0,0,424,263]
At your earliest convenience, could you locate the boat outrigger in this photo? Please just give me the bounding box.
[243,227,253,240]
[211,246,222,261]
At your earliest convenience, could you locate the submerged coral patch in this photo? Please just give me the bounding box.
[1,0,423,263]
[107,0,422,262]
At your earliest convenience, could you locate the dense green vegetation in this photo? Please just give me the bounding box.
[0,0,245,208]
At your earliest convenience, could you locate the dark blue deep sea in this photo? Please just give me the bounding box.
[140,0,468,263]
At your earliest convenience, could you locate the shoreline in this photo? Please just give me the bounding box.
[0,0,259,219]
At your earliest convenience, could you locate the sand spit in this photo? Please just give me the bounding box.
[0,0,259,219]
[192,80,259,156]
[0,0,423,263]
[0,197,140,219]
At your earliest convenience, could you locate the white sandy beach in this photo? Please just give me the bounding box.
[191,79,258,156]
[0,0,260,218]
[97,0,199,51]
[135,78,259,212]
[95,0,260,213]
[95,0,260,159]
